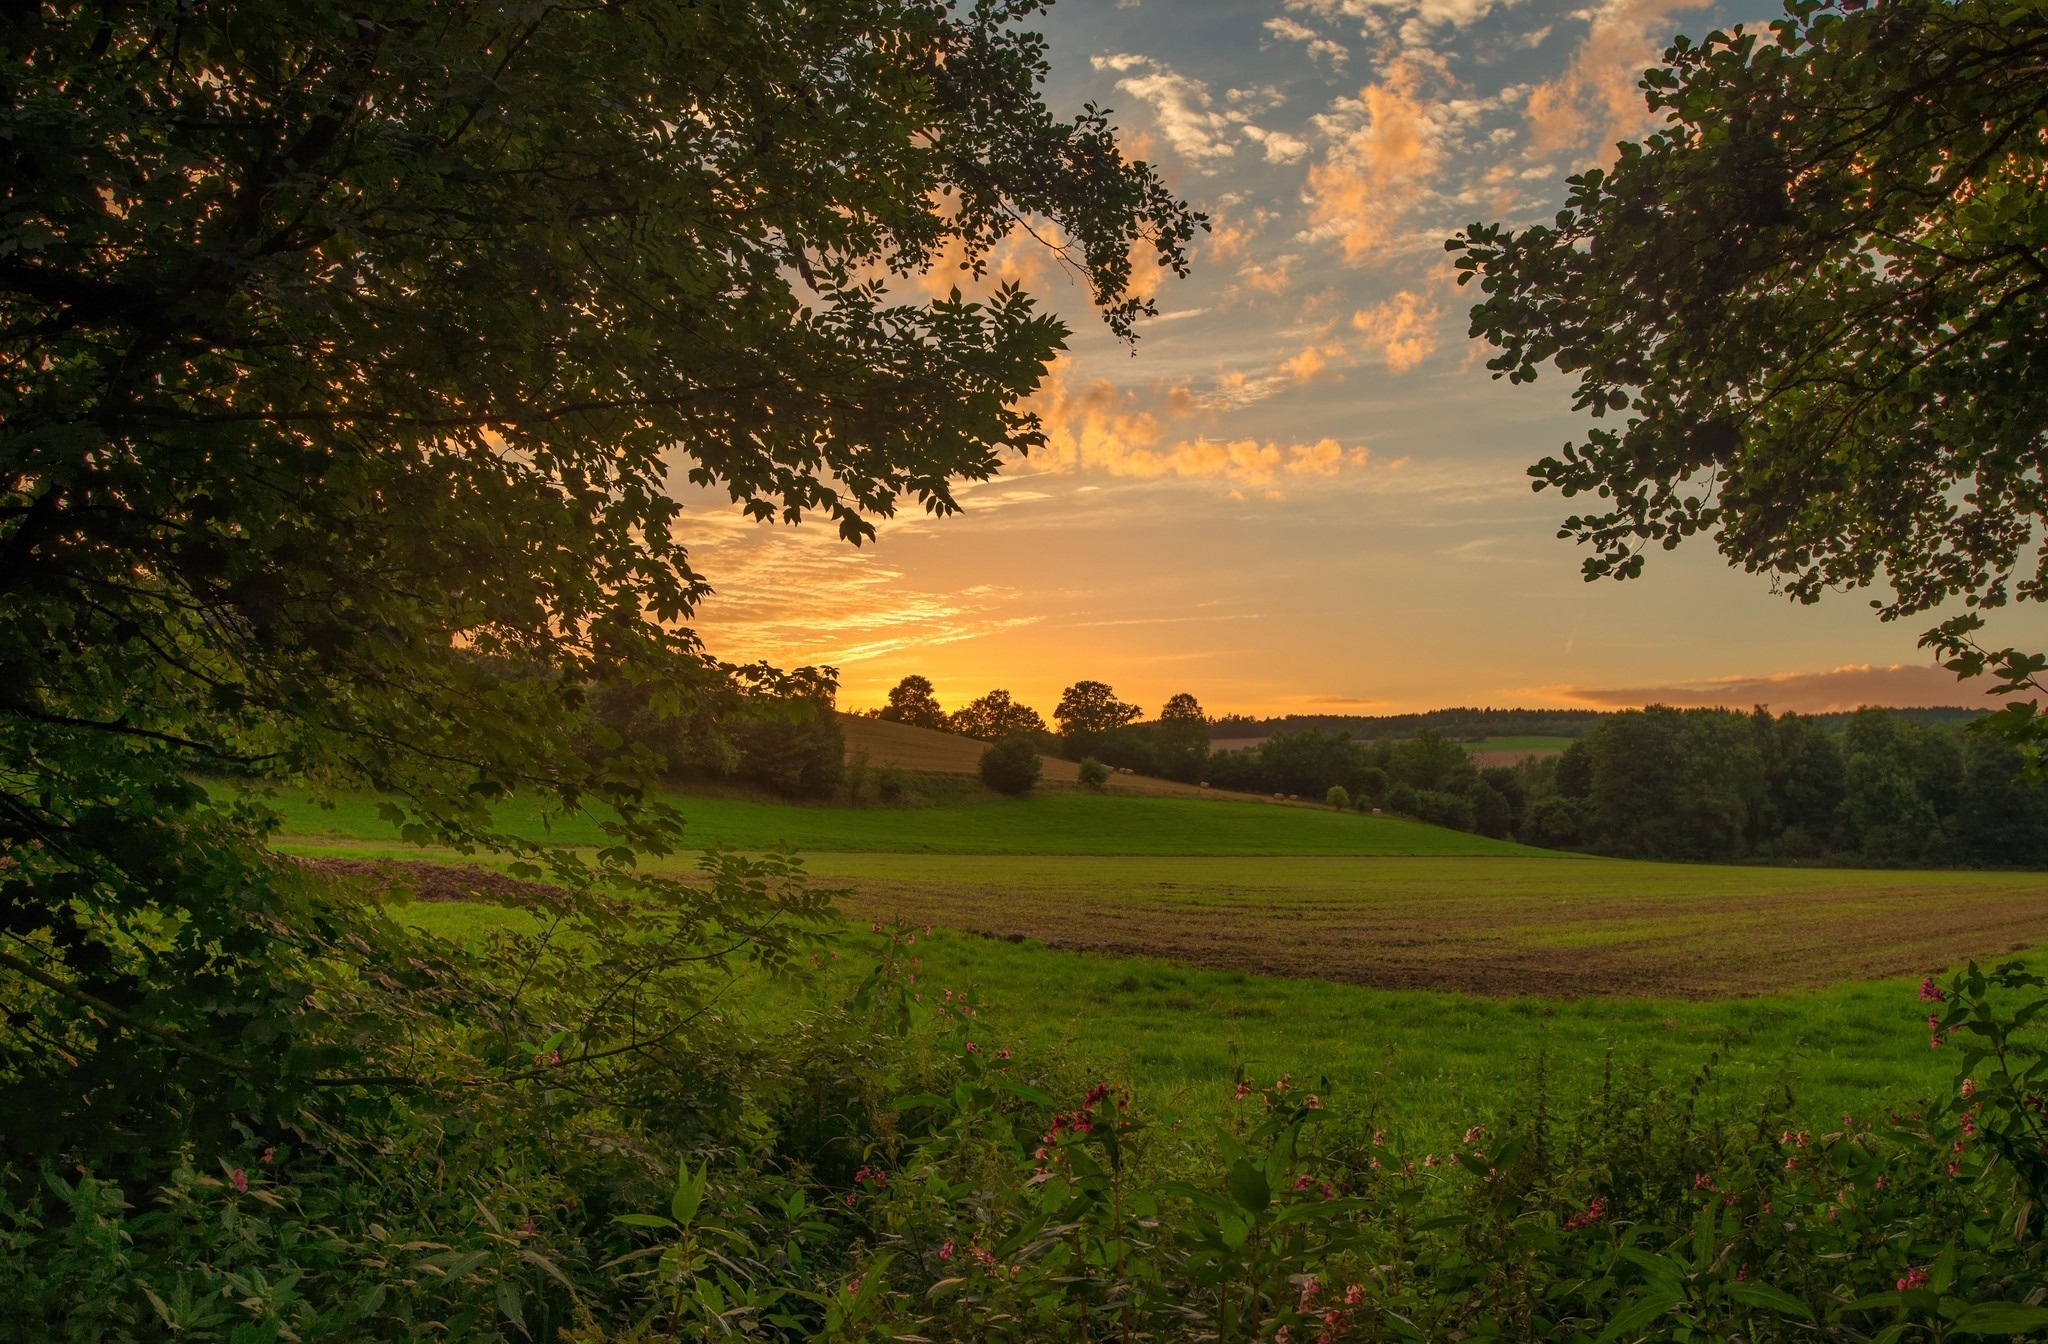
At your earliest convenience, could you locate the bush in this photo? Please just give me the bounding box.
[1077,756,1111,789]
[1385,780,1421,816]
[876,764,910,803]
[979,736,1042,796]
[1325,784,1351,809]
[1472,781,1513,838]
[1521,794,1586,849]
[1413,788,1477,831]
[729,705,845,797]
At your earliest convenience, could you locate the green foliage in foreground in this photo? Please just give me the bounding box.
[265,786,1550,856]
[397,899,2012,1142]
[6,941,2047,1342]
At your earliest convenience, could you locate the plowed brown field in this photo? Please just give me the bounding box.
[799,853,2048,999]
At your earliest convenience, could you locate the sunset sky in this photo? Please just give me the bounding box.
[686,0,2045,719]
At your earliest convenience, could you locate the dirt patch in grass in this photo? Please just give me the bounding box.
[302,857,566,907]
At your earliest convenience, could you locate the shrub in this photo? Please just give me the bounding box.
[1385,780,1421,816]
[876,764,910,803]
[979,736,1042,796]
[1472,781,1513,838]
[1521,794,1586,849]
[1077,757,1111,789]
[1325,784,1351,809]
[1413,788,1477,831]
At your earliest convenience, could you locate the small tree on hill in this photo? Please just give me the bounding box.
[1055,680,1143,737]
[951,688,1049,740]
[1078,757,1112,790]
[1326,784,1351,810]
[878,675,948,731]
[980,736,1042,796]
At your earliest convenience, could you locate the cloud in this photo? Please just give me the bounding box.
[1264,16,1351,66]
[1024,359,1373,489]
[1284,0,1514,42]
[1547,663,2011,714]
[1303,56,1446,262]
[1351,289,1443,371]
[1523,0,1709,160]
[1242,125,1311,163]
[1094,55,1312,173]
[682,510,1042,669]
[1094,55,1239,167]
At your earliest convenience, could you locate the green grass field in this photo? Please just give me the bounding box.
[396,899,1980,1144]
[262,786,1552,857]
[281,783,2048,1143]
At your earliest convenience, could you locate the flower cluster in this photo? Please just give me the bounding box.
[1563,1197,1607,1231]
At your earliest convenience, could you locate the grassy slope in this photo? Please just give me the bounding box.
[267,788,1551,857]
[399,901,1974,1143]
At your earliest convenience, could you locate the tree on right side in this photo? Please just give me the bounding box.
[1448,0,2048,762]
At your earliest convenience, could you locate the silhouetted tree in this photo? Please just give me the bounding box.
[878,675,948,732]
[950,689,1048,740]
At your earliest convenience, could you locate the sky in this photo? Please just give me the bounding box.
[684,0,2044,720]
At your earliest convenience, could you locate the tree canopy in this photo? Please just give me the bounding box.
[950,687,1049,739]
[1448,0,2048,748]
[877,674,948,731]
[1054,679,1143,737]
[2,0,1195,1161]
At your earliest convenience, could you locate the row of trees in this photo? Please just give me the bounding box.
[1204,730,1519,839]
[872,676,1213,782]
[1203,707,2048,867]
[1526,706,2048,866]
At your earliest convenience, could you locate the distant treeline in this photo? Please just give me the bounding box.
[1209,705,1987,743]
[1207,705,2048,867]
[1210,707,1611,742]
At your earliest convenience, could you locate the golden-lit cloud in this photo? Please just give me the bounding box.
[1303,56,1446,263]
[1524,0,1710,160]
[1350,289,1443,372]
[1546,664,2010,714]
[1023,359,1371,489]
[682,510,1044,674]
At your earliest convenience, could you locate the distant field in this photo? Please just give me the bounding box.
[1465,735,1574,755]
[267,787,1545,857]
[395,900,2002,1142]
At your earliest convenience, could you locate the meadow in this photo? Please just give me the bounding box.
[283,781,2048,1141]
[263,785,1553,857]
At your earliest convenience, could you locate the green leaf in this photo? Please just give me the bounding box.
[1724,1281,1813,1320]
[1594,1289,1681,1344]
[614,1214,676,1230]
[671,1161,706,1226]
[495,1279,528,1337]
[1952,1304,2048,1335]
[1226,1158,1271,1214]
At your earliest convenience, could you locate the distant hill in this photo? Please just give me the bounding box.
[1210,704,1988,744]
[837,714,1218,797]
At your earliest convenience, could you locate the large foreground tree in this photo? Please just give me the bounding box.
[1,0,1195,1159]
[1449,0,2048,753]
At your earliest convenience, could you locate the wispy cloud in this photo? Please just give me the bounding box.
[1544,664,2006,714]
[1263,16,1351,66]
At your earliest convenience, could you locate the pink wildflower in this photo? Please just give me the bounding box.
[939,1240,954,1261]
[964,1040,980,1054]
[229,1168,248,1194]
[1898,1266,1928,1292]
[1564,1197,1607,1230]
[997,1048,1011,1061]
[1305,1094,1321,1110]
[1346,1284,1365,1307]
[1693,1174,1713,1190]
[1962,1078,1976,1099]
[1920,977,1944,1002]
[1463,1125,1486,1145]
[846,1275,863,1295]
